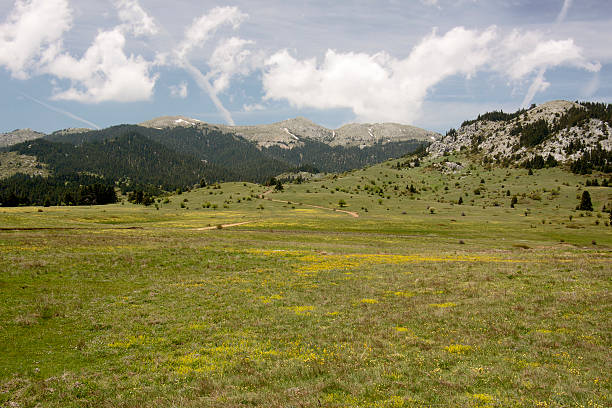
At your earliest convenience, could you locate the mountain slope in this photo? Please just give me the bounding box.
[0,129,45,148]
[11,133,235,189]
[428,100,612,168]
[46,122,429,178]
[140,116,440,149]
[45,125,294,182]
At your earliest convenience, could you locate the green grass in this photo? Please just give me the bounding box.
[1,156,610,407]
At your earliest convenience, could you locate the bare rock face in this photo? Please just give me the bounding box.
[220,117,333,149]
[0,128,45,148]
[50,128,92,137]
[140,115,440,149]
[333,123,439,148]
[139,116,203,129]
[427,100,611,163]
[0,152,49,178]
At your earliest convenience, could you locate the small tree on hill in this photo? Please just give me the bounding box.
[577,190,593,211]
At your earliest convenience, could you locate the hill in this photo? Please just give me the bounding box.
[0,128,45,148]
[1,146,610,407]
[10,132,235,191]
[42,122,429,182]
[428,100,612,172]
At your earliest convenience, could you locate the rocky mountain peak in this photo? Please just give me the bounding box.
[428,100,611,166]
[0,128,46,148]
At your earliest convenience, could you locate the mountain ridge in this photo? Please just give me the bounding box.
[138,116,440,149]
[427,100,612,169]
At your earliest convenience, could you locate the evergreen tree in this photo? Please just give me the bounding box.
[578,190,593,211]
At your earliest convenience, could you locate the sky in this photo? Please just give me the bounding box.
[0,0,611,134]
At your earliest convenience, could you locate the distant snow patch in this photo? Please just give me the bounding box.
[175,118,196,126]
[282,127,299,140]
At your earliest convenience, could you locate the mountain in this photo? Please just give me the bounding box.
[44,120,430,180]
[44,124,295,182]
[428,100,612,171]
[11,132,234,190]
[0,128,45,148]
[0,115,433,200]
[139,115,203,129]
[139,116,440,149]
[49,127,92,137]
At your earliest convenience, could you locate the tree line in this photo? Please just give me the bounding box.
[0,173,117,207]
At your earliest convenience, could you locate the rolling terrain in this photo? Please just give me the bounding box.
[0,149,610,407]
[0,100,610,407]
[1,118,430,194]
[429,100,612,169]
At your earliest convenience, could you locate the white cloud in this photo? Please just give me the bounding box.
[183,60,235,125]
[420,0,439,7]
[114,0,158,37]
[173,7,251,125]
[207,37,255,93]
[501,31,600,80]
[170,81,188,98]
[263,27,495,123]
[46,28,157,103]
[556,0,573,24]
[263,26,601,123]
[243,103,265,112]
[0,0,72,79]
[177,6,247,61]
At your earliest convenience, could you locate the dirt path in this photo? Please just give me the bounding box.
[194,221,254,231]
[260,189,359,218]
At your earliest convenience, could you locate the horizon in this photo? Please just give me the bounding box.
[1,0,611,134]
[2,98,601,136]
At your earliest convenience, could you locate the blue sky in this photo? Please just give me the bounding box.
[1,0,610,134]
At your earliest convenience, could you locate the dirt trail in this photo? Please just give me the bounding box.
[194,221,253,231]
[260,189,359,218]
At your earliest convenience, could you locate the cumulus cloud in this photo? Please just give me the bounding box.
[0,0,72,79]
[115,0,158,37]
[243,103,265,112]
[264,27,495,123]
[173,7,254,125]
[177,6,247,61]
[263,26,601,123]
[501,31,599,79]
[170,82,188,98]
[0,0,158,103]
[207,37,255,93]
[46,28,157,103]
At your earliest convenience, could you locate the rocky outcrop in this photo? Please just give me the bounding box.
[0,128,45,148]
[140,115,440,149]
[427,100,611,164]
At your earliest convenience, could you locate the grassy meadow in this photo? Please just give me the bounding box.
[1,154,610,407]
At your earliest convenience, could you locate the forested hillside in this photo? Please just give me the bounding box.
[0,173,117,207]
[1,123,427,206]
[11,133,235,190]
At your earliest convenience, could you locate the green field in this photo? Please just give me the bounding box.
[1,155,610,407]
